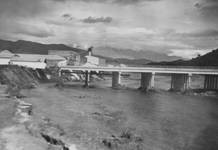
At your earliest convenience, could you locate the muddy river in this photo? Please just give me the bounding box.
[22,75,218,150]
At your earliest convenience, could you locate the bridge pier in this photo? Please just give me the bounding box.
[140,72,155,91]
[170,73,191,92]
[84,71,90,87]
[204,75,218,90]
[58,69,62,77]
[112,72,121,88]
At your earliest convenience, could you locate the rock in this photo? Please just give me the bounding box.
[18,112,31,123]
[68,144,77,150]
[16,100,33,115]
[47,144,63,150]
[102,129,143,149]
[0,125,48,150]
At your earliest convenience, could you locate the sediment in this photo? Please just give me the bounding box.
[0,96,77,150]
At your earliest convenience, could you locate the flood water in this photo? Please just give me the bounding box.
[23,74,218,150]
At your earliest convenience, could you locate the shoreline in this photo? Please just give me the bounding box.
[0,88,78,150]
[0,79,218,150]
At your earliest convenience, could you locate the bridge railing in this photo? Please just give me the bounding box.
[60,65,218,75]
[61,65,218,69]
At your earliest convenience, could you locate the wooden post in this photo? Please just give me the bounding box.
[58,69,62,77]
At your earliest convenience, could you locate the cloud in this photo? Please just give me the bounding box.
[194,3,201,8]
[0,0,217,59]
[52,0,161,5]
[62,13,73,20]
[176,29,218,38]
[194,0,218,8]
[0,19,54,39]
[194,0,218,22]
[0,0,50,18]
[187,29,218,37]
[81,16,112,24]
[62,13,71,18]
[168,49,212,59]
[52,0,67,2]
[0,0,56,40]
[107,27,155,35]
[13,24,55,38]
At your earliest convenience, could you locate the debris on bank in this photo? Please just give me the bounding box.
[0,98,48,150]
[0,65,48,97]
[172,89,218,97]
[25,116,78,150]
[102,128,144,150]
[0,96,78,150]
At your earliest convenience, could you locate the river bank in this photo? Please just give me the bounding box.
[0,84,78,150]
[22,80,218,150]
[1,75,218,150]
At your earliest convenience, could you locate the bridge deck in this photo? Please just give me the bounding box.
[60,66,218,75]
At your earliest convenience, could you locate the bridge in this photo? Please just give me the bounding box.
[60,65,218,91]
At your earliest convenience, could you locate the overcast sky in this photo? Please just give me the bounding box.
[0,0,218,58]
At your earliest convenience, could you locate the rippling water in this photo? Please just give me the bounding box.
[23,74,218,150]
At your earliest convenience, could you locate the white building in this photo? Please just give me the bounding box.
[45,55,67,67]
[0,50,15,65]
[82,47,106,66]
[0,50,67,68]
[84,55,106,66]
[9,53,66,69]
[48,50,81,66]
[10,54,47,69]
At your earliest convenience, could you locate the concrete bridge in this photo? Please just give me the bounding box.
[60,65,218,91]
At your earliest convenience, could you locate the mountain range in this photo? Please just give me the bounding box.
[0,39,180,62]
[94,46,180,62]
[106,58,151,67]
[1,39,217,66]
[0,39,85,54]
[149,48,218,66]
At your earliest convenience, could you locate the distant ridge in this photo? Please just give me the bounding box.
[149,48,218,66]
[0,39,85,54]
[94,46,180,62]
[106,58,151,67]
[0,39,152,66]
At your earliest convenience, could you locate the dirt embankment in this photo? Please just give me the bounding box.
[0,65,78,150]
[0,96,77,150]
[0,65,47,97]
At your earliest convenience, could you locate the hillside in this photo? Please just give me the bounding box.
[149,48,218,66]
[0,39,152,66]
[187,48,218,66]
[0,65,48,97]
[0,39,85,54]
[94,46,180,62]
[106,58,151,67]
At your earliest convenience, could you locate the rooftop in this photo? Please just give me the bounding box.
[11,54,66,62]
[0,50,15,58]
